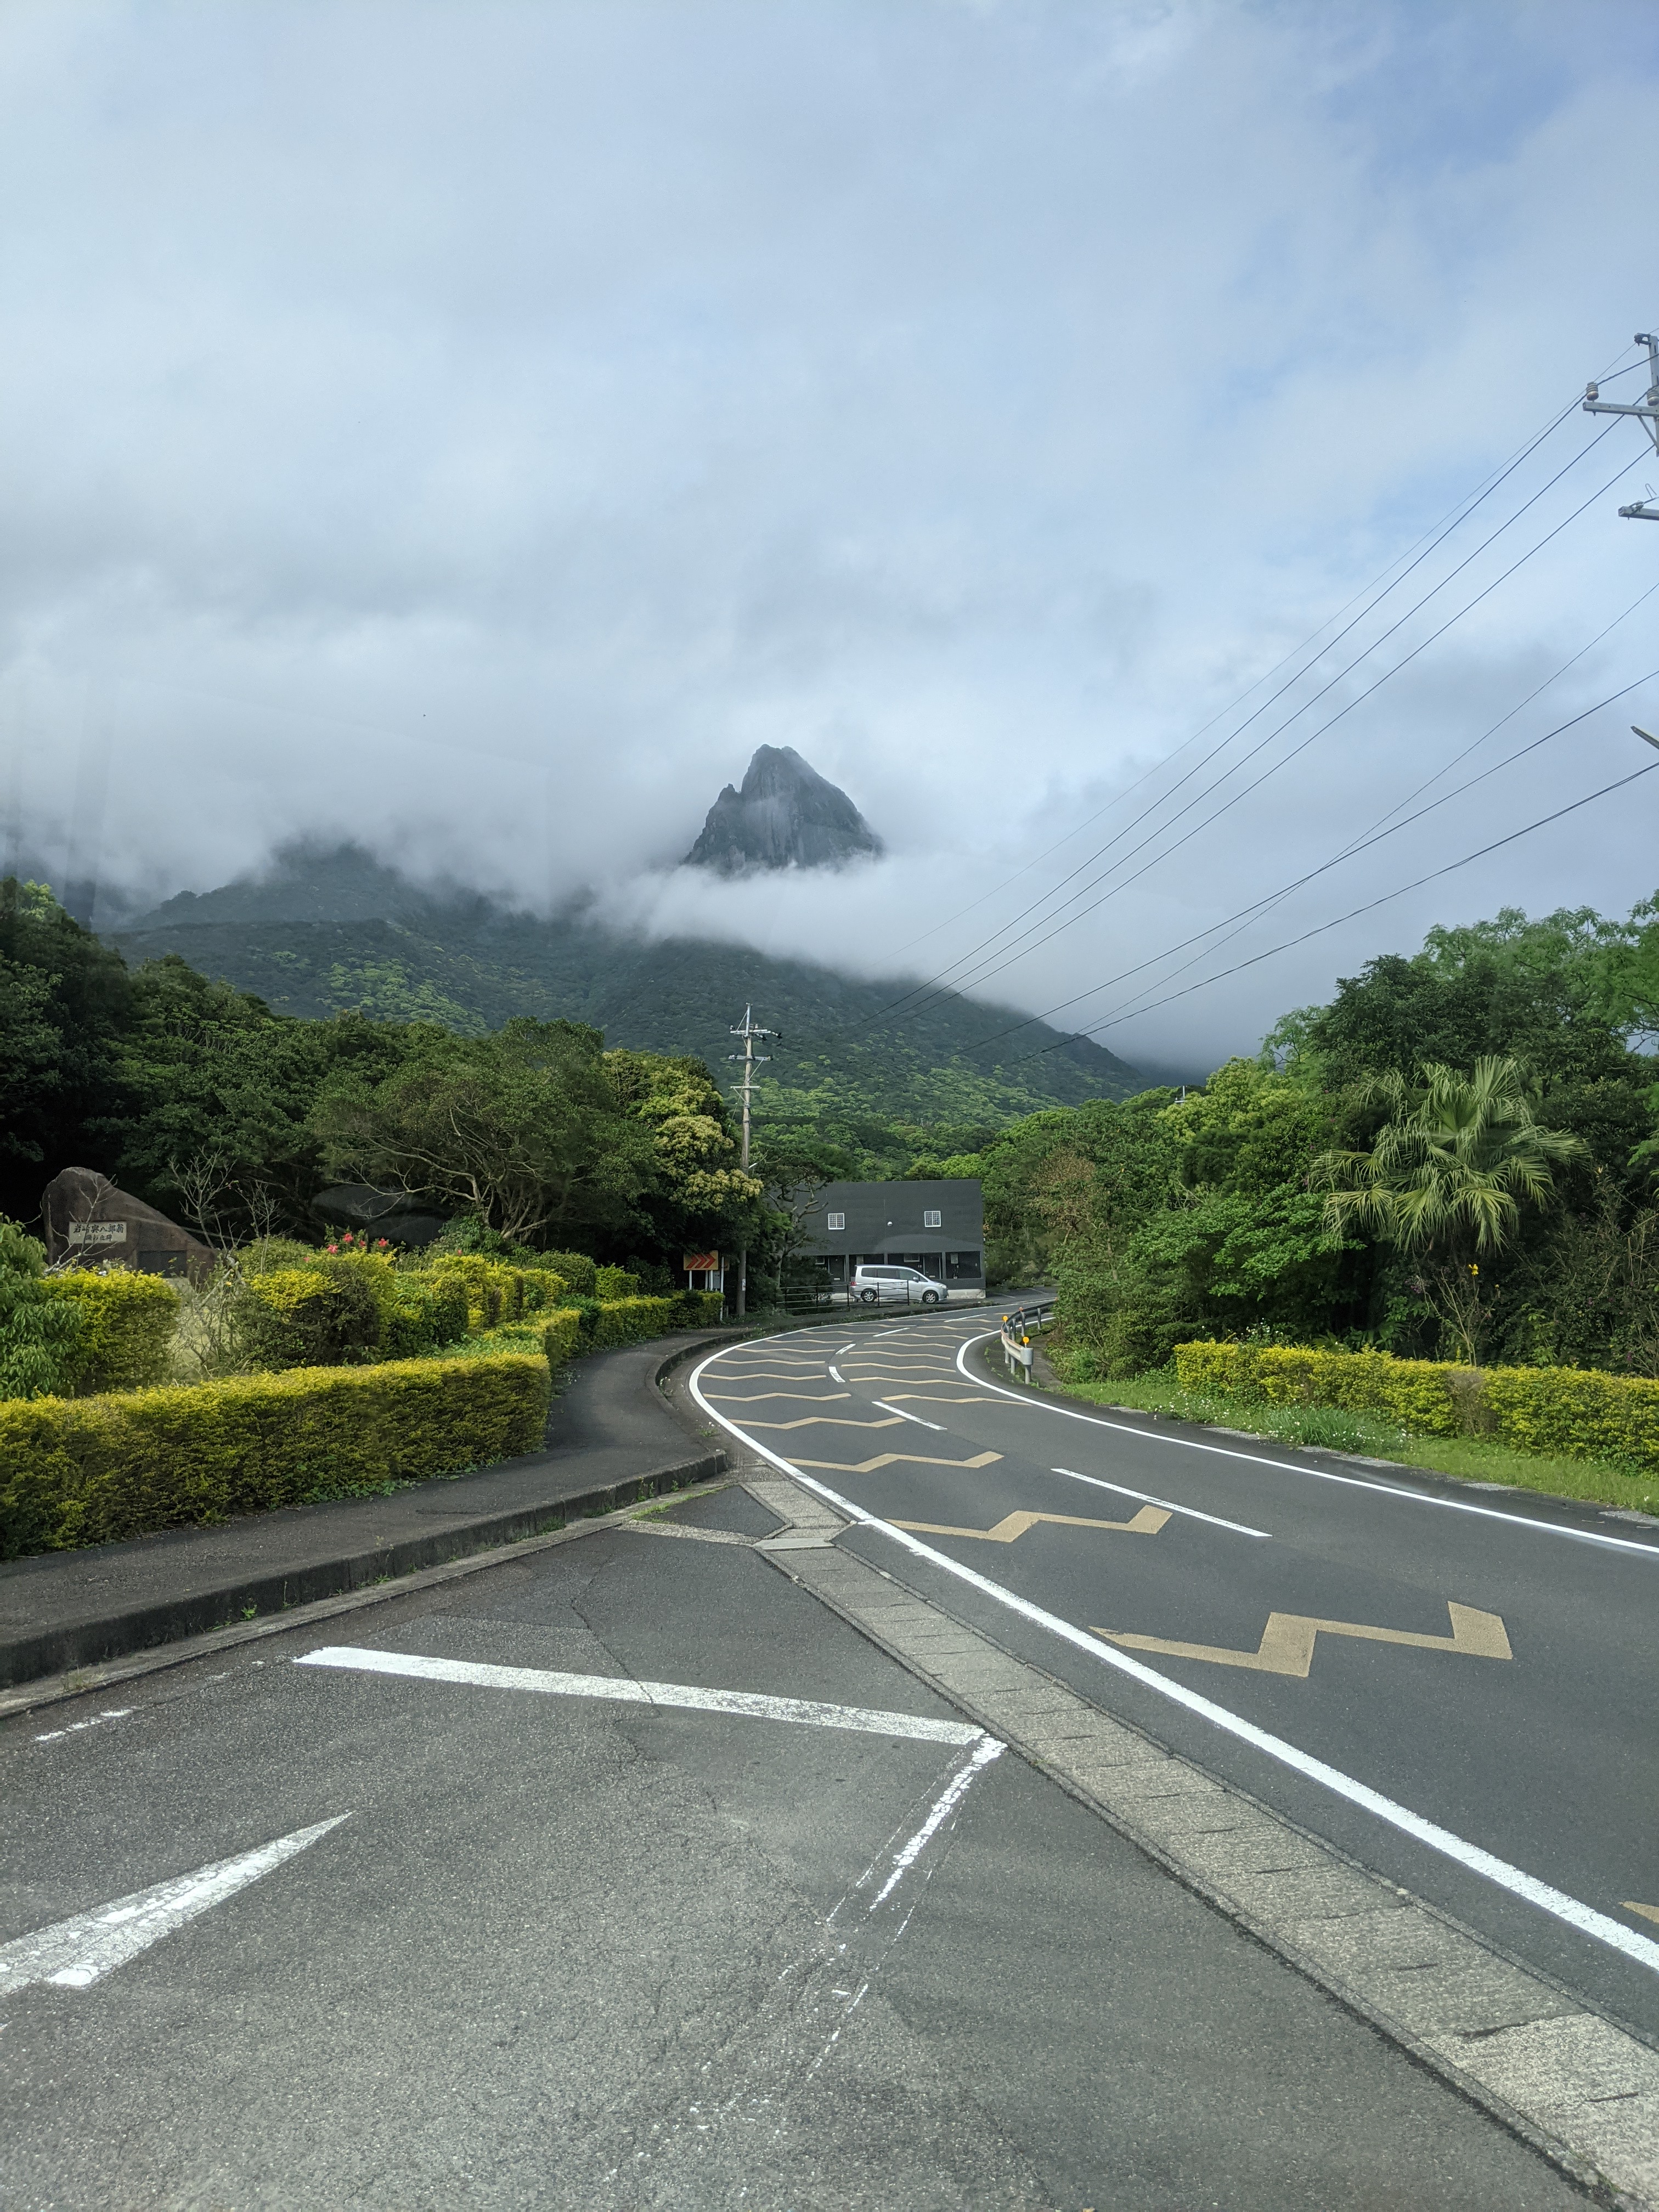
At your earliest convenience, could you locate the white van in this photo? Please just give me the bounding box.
[851,1263,949,1306]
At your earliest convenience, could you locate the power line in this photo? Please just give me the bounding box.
[956,585,1659,1053]
[857,390,1595,981]
[919,441,1641,1013]
[1018,759,1659,1054]
[820,343,1658,1053]
[878,353,1658,988]
[853,420,1629,1035]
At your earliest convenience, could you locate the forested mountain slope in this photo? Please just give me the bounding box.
[114,845,1142,1128]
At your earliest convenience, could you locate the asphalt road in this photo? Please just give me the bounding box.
[0,1491,1586,2210]
[691,1310,1659,2046]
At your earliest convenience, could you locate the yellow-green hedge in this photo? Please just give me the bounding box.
[1173,1340,1659,1472]
[43,1270,180,1394]
[241,1260,469,1367]
[0,1351,550,1558]
[467,1291,726,1372]
[426,1255,567,1330]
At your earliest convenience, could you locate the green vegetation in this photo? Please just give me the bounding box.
[949,897,1659,1508]
[1048,1367,1659,1516]
[0,1221,84,1400]
[111,843,1142,1131]
[0,1351,551,1557]
[1173,1339,1659,1484]
[0,877,777,1276]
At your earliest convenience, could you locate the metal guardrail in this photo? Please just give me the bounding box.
[997,1298,1055,1383]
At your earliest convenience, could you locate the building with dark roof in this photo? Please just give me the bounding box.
[792,1180,984,1293]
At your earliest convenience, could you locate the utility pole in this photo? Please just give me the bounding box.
[1584,334,1659,520]
[727,1005,776,1318]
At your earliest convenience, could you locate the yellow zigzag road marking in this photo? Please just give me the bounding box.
[710,1371,830,1382]
[843,1373,960,1383]
[892,1506,1170,1543]
[703,1392,851,1403]
[793,1451,1005,1474]
[739,1417,906,1432]
[880,1391,999,1404]
[1093,1600,1513,1680]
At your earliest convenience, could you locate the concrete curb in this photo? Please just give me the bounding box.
[1,1449,726,1691]
[0,1328,755,1692]
[0,1474,738,1722]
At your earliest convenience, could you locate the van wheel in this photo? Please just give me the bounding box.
[921,1289,941,1306]
[860,1289,878,1304]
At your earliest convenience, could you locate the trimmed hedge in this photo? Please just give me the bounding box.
[471,1294,723,1373]
[241,1258,469,1368]
[426,1256,567,1330]
[0,1351,550,1558]
[1172,1340,1659,1474]
[42,1271,179,1394]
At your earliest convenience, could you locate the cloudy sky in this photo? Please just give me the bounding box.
[4,0,1659,1071]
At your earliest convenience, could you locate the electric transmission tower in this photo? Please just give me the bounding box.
[727,1005,777,1317]
[1584,334,1659,520]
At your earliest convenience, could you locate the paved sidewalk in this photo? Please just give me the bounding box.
[0,1329,741,1689]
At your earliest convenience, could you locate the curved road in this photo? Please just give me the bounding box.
[692,1308,1659,2042]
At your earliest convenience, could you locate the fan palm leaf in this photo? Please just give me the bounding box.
[1314,1057,1585,1257]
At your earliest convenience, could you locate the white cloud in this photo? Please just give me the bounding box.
[2,0,1657,1069]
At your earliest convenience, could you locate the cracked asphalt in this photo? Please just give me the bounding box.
[0,1491,1591,2210]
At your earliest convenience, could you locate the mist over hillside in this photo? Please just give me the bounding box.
[115,843,1145,1128]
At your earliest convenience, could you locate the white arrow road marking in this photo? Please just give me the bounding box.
[297,1646,986,1745]
[0,1816,349,1996]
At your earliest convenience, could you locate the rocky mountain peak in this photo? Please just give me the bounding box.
[682,745,883,876]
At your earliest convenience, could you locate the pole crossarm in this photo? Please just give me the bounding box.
[1583,337,1659,491]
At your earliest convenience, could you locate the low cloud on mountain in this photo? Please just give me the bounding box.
[3,2,1658,1068]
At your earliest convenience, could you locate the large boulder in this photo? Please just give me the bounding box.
[41,1168,214,1280]
[312,1184,450,1249]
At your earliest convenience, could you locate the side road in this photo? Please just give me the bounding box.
[0,1327,748,1691]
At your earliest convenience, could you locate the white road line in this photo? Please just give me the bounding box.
[690,1340,1659,1978]
[0,1816,349,1996]
[867,1735,1003,1907]
[872,1400,945,1432]
[33,1707,132,1743]
[828,1365,845,1383]
[953,1333,1659,1560]
[296,1645,986,1746]
[1053,1467,1271,1539]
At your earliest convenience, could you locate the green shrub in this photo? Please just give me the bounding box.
[43,1269,178,1393]
[240,1237,319,1274]
[538,1250,596,1296]
[0,1221,84,1400]
[0,1351,550,1558]
[467,1309,588,1374]
[382,1270,470,1358]
[595,1265,640,1300]
[425,1255,565,1330]
[1172,1339,1659,1474]
[240,1262,383,1369]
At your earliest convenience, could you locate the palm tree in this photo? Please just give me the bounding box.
[1314,1058,1586,1363]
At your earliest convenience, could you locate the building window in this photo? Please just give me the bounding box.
[827,1211,845,1231]
[945,1250,983,1280]
[923,1209,942,1228]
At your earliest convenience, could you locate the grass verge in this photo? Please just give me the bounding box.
[1045,1363,1659,1517]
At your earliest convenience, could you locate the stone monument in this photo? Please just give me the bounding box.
[41,1167,215,1280]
